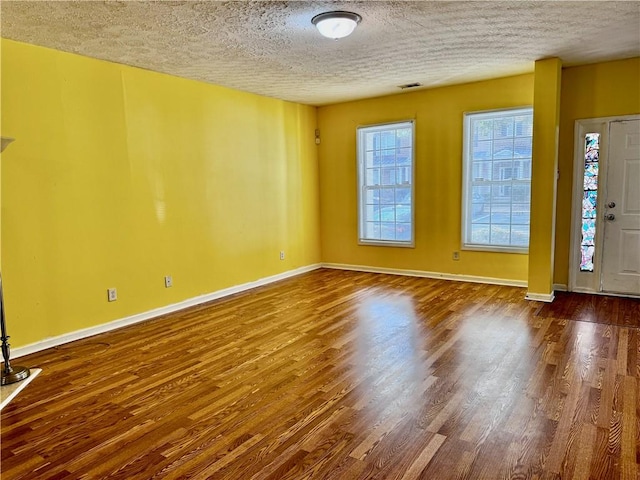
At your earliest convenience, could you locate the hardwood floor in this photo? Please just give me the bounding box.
[2,268,639,479]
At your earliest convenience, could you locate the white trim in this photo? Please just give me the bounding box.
[461,106,534,252]
[570,286,598,295]
[461,245,528,254]
[12,264,322,359]
[322,263,527,287]
[571,287,640,300]
[569,119,608,293]
[524,292,556,302]
[357,120,416,248]
[575,114,640,127]
[358,240,415,249]
[553,283,568,292]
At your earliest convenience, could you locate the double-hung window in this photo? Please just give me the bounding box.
[462,108,533,252]
[357,121,415,246]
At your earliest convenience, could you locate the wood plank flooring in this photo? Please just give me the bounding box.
[1,268,639,479]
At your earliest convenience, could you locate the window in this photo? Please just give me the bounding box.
[462,108,533,252]
[357,121,415,246]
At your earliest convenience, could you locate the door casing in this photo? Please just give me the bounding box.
[568,114,640,297]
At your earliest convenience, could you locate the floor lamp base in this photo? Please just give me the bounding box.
[1,365,30,386]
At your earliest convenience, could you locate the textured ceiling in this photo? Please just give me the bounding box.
[2,1,639,106]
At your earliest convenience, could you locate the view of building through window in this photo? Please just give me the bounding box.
[357,121,414,246]
[462,108,533,251]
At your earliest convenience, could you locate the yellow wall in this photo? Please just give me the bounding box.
[2,37,637,350]
[554,58,640,286]
[1,39,320,348]
[317,74,534,282]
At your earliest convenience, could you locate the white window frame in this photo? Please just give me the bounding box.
[357,120,415,247]
[462,107,533,253]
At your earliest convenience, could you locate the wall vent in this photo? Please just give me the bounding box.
[398,82,422,89]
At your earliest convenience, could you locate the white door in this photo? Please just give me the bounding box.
[601,119,640,295]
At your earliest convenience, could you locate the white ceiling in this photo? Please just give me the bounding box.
[2,1,639,106]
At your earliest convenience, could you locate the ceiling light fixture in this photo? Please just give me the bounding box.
[311,11,361,39]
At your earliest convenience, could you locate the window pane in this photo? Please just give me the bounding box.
[397,129,412,147]
[365,189,380,205]
[512,184,530,203]
[381,223,396,240]
[582,191,597,218]
[366,222,380,239]
[395,188,411,204]
[473,161,492,181]
[381,168,396,185]
[493,139,513,159]
[396,223,412,241]
[366,132,380,151]
[494,117,514,138]
[511,225,530,246]
[473,141,492,160]
[471,224,490,243]
[358,121,414,245]
[581,219,596,245]
[471,185,490,223]
[381,131,396,149]
[580,133,600,271]
[472,185,491,202]
[513,160,531,180]
[397,166,411,184]
[397,148,412,165]
[490,225,511,245]
[366,204,380,222]
[380,189,395,204]
[514,115,533,137]
[491,185,511,204]
[511,204,530,225]
[396,205,411,222]
[581,245,595,272]
[380,206,395,221]
[492,160,513,180]
[473,119,493,141]
[472,207,489,224]
[380,153,395,168]
[366,168,380,185]
[514,137,532,158]
[365,151,376,167]
[463,108,532,250]
[490,204,511,224]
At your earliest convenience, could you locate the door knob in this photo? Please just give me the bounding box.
[605,213,615,221]
[607,201,616,208]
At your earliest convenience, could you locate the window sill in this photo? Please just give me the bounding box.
[462,244,528,254]
[359,240,415,248]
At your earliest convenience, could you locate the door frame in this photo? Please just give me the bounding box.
[568,114,640,295]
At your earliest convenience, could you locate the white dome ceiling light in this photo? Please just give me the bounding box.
[311,11,362,40]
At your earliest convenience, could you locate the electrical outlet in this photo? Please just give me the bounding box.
[280,251,285,260]
[452,251,460,261]
[164,275,173,288]
[107,288,117,302]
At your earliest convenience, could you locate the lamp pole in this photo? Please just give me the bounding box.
[1,136,31,385]
[1,273,30,385]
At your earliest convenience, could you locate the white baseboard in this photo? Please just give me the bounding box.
[321,263,528,288]
[12,264,322,359]
[524,291,556,302]
[570,287,640,299]
[553,283,568,292]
